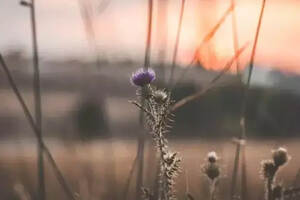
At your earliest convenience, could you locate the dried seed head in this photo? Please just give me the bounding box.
[153,90,168,104]
[260,160,277,179]
[207,151,218,163]
[131,68,156,87]
[272,147,289,167]
[202,163,220,181]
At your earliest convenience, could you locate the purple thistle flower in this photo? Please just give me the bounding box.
[131,68,156,87]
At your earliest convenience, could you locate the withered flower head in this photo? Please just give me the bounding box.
[272,147,289,167]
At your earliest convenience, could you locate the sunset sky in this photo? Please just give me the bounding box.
[0,0,300,74]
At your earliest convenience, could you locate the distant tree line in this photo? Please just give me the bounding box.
[170,82,300,138]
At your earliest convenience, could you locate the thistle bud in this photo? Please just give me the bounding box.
[260,160,277,179]
[207,151,218,163]
[272,147,289,167]
[202,151,221,181]
[203,163,220,181]
[153,90,168,104]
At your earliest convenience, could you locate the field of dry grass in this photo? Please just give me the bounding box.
[0,138,299,200]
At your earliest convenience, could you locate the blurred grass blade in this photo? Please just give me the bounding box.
[186,193,195,200]
[78,0,103,68]
[231,0,267,199]
[172,3,234,89]
[172,43,248,111]
[231,0,241,74]
[0,54,77,200]
[123,155,137,200]
[168,0,186,88]
[136,0,154,199]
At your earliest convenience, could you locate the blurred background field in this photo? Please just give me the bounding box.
[0,139,300,200]
[1,53,300,139]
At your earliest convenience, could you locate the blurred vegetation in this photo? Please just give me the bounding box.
[1,51,300,139]
[171,81,300,138]
[75,99,109,140]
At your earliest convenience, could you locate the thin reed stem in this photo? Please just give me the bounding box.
[186,193,195,200]
[144,0,153,70]
[156,0,168,83]
[77,0,102,68]
[230,0,241,74]
[168,0,186,88]
[185,170,189,195]
[241,146,248,200]
[136,121,145,199]
[172,4,234,89]
[136,0,154,199]
[172,44,247,111]
[123,148,137,199]
[28,0,45,199]
[230,0,267,199]
[230,140,241,199]
[0,54,77,200]
[242,0,266,115]
[248,0,266,80]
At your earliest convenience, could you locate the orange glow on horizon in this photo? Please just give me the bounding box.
[1,0,300,74]
[167,0,300,74]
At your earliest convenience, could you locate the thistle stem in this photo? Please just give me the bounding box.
[210,180,216,200]
[266,177,273,200]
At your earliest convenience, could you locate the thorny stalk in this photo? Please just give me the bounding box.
[131,84,181,200]
[0,54,77,200]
